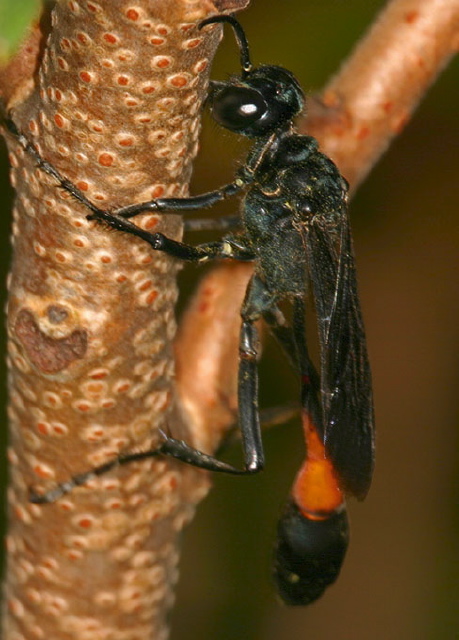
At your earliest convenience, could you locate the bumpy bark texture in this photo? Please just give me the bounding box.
[2,1,247,639]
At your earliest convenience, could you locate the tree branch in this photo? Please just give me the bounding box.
[1,1,247,638]
[305,0,459,188]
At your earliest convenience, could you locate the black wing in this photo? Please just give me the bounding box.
[303,210,375,500]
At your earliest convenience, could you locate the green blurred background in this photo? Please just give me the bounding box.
[1,1,458,639]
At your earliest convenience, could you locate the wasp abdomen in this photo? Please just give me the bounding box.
[273,499,349,606]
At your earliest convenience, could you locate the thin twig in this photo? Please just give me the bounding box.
[305,0,459,187]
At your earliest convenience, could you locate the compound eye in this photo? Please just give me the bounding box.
[212,86,268,132]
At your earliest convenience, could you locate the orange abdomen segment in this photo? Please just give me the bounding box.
[293,410,345,519]
[273,410,349,605]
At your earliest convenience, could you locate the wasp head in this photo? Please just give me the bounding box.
[200,16,304,138]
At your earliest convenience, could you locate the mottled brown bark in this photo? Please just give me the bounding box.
[1,1,247,639]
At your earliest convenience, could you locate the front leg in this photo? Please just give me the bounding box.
[3,117,247,228]
[114,181,245,219]
[89,207,255,262]
[114,159,264,219]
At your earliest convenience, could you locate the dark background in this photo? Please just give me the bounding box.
[1,2,458,639]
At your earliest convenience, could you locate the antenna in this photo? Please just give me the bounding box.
[199,14,252,76]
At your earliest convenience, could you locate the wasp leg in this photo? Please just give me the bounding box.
[3,117,106,217]
[237,274,299,473]
[184,215,240,232]
[114,183,243,218]
[29,278,288,504]
[4,119,250,262]
[4,117,246,221]
[30,402,302,504]
[29,448,162,504]
[87,215,255,263]
[238,283,320,474]
[29,431,253,504]
[29,304,308,505]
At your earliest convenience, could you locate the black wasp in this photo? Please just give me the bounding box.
[7,15,375,605]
